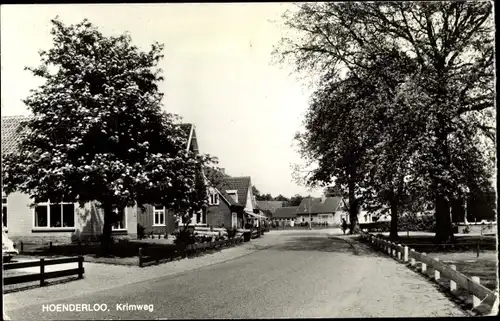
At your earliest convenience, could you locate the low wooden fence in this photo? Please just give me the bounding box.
[138,237,243,267]
[3,256,84,287]
[359,232,498,312]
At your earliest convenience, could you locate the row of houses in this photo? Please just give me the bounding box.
[259,196,390,227]
[1,115,267,244]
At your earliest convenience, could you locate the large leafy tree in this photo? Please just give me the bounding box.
[289,194,304,207]
[275,2,495,242]
[2,18,215,252]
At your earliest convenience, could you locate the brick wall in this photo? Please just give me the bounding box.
[207,201,231,228]
[4,191,137,244]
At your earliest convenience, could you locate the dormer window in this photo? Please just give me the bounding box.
[226,190,238,203]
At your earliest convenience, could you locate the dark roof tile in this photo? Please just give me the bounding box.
[1,115,32,156]
[273,206,298,218]
[256,201,283,214]
[297,197,343,214]
[220,176,251,207]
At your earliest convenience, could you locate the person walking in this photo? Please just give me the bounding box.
[341,218,348,235]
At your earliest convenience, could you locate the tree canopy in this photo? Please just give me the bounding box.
[2,17,216,250]
[275,2,495,240]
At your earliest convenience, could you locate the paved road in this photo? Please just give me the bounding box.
[4,230,465,319]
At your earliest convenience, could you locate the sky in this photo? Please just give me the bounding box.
[0,4,323,198]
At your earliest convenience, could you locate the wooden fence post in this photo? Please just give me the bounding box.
[421,253,427,273]
[78,256,84,279]
[40,258,45,287]
[410,249,416,266]
[450,265,457,291]
[138,247,143,267]
[472,276,481,308]
[403,246,409,263]
[397,244,402,260]
[434,258,440,281]
[476,239,480,258]
[49,242,53,250]
[20,241,24,254]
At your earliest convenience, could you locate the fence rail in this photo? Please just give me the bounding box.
[3,256,84,286]
[138,237,243,267]
[360,232,498,312]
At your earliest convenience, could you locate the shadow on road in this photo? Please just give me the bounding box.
[269,235,383,258]
[270,236,352,253]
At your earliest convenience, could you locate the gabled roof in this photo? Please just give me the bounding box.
[273,206,298,218]
[1,116,196,156]
[256,201,284,214]
[220,176,251,208]
[216,188,242,207]
[297,196,343,214]
[297,197,322,213]
[180,123,198,153]
[1,115,31,156]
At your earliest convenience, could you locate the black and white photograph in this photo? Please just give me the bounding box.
[1,2,497,319]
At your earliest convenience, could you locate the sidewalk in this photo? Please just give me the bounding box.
[328,235,467,317]
[4,232,286,311]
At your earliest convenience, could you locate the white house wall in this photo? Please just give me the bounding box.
[4,191,137,244]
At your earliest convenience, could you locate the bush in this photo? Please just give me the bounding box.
[174,228,196,246]
[226,227,238,239]
[399,213,436,232]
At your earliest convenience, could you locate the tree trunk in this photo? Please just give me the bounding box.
[434,193,454,243]
[389,199,399,241]
[348,182,358,234]
[100,204,114,256]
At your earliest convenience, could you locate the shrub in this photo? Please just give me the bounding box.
[174,228,196,246]
[399,213,436,232]
[226,227,238,239]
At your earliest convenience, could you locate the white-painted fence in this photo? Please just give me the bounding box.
[360,232,498,311]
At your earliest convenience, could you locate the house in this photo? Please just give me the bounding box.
[205,169,264,229]
[272,207,298,226]
[256,201,284,219]
[296,196,346,226]
[136,123,205,235]
[1,115,138,244]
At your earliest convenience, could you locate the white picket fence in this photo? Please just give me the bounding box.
[360,232,498,313]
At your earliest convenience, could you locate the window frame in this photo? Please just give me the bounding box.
[32,199,76,230]
[208,191,220,206]
[111,208,127,231]
[153,205,166,227]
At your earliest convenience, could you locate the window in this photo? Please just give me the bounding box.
[232,213,237,228]
[226,190,238,203]
[209,192,219,205]
[112,208,126,230]
[2,194,7,228]
[34,200,75,228]
[196,211,201,224]
[153,205,165,226]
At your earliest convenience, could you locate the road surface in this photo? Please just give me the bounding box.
[4,230,465,319]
